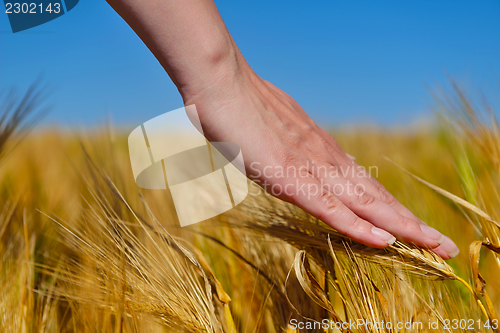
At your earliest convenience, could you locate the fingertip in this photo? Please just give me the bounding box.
[371,226,396,246]
[420,224,446,245]
[431,236,459,260]
[323,216,392,249]
[322,219,389,249]
[378,219,442,249]
[393,219,443,249]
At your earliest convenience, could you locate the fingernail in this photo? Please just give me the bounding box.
[346,153,356,161]
[432,236,459,259]
[420,224,446,245]
[371,226,396,245]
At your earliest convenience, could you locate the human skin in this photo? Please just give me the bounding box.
[106,0,459,259]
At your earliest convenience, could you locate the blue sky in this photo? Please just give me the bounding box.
[1,0,499,127]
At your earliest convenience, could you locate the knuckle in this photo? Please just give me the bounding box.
[398,217,416,231]
[320,191,342,215]
[290,131,302,145]
[355,191,376,207]
[302,123,314,134]
[377,186,396,205]
[350,217,366,234]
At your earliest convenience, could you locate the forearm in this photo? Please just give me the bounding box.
[106,0,246,100]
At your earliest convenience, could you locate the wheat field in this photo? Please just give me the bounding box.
[0,81,499,332]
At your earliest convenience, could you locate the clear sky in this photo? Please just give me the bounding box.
[1,0,499,127]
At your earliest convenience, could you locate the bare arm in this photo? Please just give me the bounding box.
[106,0,242,99]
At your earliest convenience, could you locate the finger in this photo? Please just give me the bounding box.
[313,126,422,222]
[281,176,396,248]
[319,137,426,224]
[361,170,424,222]
[312,133,455,253]
[312,150,423,225]
[315,171,444,249]
[319,157,452,249]
[431,236,460,260]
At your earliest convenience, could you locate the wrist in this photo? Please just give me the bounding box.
[178,40,252,104]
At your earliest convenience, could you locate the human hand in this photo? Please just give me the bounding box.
[183,63,459,259]
[106,0,459,259]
